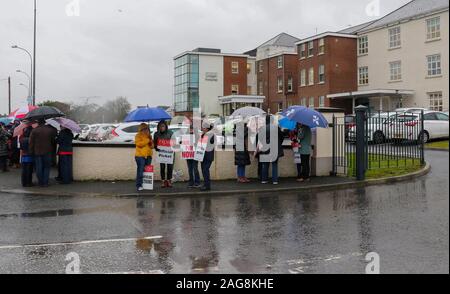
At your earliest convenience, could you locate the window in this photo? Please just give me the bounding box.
[277,56,283,69]
[231,62,239,74]
[301,97,307,106]
[389,27,401,48]
[309,97,315,108]
[287,76,293,92]
[277,76,283,93]
[429,92,443,111]
[427,17,441,40]
[389,61,402,81]
[308,67,314,85]
[231,84,239,95]
[259,62,263,73]
[247,63,251,74]
[424,113,438,121]
[258,81,263,95]
[319,96,325,107]
[318,38,325,54]
[278,103,283,112]
[358,35,368,55]
[427,54,441,76]
[359,66,369,85]
[308,41,314,56]
[300,44,306,59]
[300,69,306,86]
[436,113,448,121]
[318,65,325,83]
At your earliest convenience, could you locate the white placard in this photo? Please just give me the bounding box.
[156,138,174,164]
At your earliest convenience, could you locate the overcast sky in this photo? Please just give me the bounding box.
[0,0,411,115]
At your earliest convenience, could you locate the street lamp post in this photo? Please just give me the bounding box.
[16,70,31,98]
[19,83,30,97]
[33,0,37,107]
[11,45,33,103]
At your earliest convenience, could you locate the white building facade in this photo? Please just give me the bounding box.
[355,1,449,112]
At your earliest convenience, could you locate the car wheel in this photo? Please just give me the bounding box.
[418,131,429,144]
[373,131,385,144]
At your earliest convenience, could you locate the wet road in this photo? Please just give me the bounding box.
[0,150,448,274]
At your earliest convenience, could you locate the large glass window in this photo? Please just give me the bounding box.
[358,36,368,55]
[277,56,283,69]
[427,54,441,76]
[429,92,443,111]
[231,62,239,74]
[427,17,441,40]
[308,67,314,85]
[389,61,402,81]
[318,65,325,83]
[300,69,306,86]
[359,66,369,85]
[174,54,199,112]
[389,27,401,48]
[318,38,325,55]
[277,76,283,93]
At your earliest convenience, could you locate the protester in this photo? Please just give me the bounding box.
[56,127,74,185]
[19,126,34,187]
[186,124,201,188]
[296,123,312,182]
[256,115,284,185]
[0,123,11,172]
[153,120,174,188]
[29,120,57,187]
[134,123,153,191]
[234,122,251,183]
[10,121,21,168]
[199,121,215,192]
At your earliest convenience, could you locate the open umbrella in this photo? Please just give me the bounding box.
[13,122,38,137]
[8,105,38,120]
[230,107,266,118]
[24,106,65,121]
[281,106,329,128]
[0,117,13,125]
[124,107,171,122]
[46,118,81,133]
[278,117,297,130]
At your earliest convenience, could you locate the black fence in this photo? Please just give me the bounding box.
[332,108,425,179]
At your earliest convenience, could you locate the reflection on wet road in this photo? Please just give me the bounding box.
[0,151,448,274]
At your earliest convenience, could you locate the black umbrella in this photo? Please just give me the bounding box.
[24,106,65,121]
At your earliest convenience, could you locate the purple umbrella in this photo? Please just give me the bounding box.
[47,118,81,133]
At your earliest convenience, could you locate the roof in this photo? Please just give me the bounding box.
[295,32,357,45]
[257,33,301,48]
[338,20,377,34]
[327,89,415,99]
[359,0,449,33]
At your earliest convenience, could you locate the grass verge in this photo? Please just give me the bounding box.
[426,140,449,150]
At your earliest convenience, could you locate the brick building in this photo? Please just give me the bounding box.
[254,33,301,113]
[296,32,358,114]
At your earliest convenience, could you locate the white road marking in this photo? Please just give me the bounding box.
[0,236,163,250]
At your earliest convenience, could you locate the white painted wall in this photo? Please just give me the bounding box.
[358,10,449,111]
[199,55,224,115]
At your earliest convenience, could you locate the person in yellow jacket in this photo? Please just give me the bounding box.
[135,123,153,191]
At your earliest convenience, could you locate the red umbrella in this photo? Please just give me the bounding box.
[13,122,38,137]
[8,105,39,120]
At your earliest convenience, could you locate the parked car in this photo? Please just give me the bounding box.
[348,112,394,144]
[86,124,101,141]
[77,124,92,141]
[109,123,185,143]
[344,115,356,140]
[390,111,449,143]
[94,124,116,142]
[395,107,429,113]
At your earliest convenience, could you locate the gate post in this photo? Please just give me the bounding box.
[355,105,368,181]
[420,110,425,165]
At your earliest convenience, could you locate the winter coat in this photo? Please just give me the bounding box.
[57,129,74,154]
[234,125,251,166]
[0,128,10,157]
[29,124,57,156]
[135,125,153,158]
[256,124,284,162]
[201,132,215,163]
[297,126,312,155]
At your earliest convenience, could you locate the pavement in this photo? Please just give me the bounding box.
[0,150,447,274]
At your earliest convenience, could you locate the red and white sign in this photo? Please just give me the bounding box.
[194,136,209,162]
[8,105,38,120]
[156,138,175,164]
[142,165,154,190]
[181,135,195,160]
[292,142,301,164]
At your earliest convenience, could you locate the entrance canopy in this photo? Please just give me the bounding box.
[327,89,414,113]
[219,95,265,117]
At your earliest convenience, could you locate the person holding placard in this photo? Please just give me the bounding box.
[153,121,174,188]
[296,123,312,182]
[199,121,215,192]
[134,123,153,191]
[234,122,251,183]
[182,125,201,188]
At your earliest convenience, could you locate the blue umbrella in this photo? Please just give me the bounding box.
[124,107,172,122]
[281,106,328,128]
[0,117,13,125]
[278,117,297,130]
